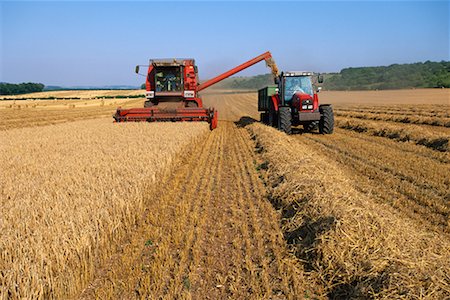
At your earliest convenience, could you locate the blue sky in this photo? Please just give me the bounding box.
[1,1,449,86]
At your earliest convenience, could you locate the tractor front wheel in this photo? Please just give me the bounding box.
[278,106,292,134]
[319,105,334,134]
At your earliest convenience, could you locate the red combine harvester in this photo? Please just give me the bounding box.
[113,51,278,130]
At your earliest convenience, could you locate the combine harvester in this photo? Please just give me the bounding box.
[114,51,278,130]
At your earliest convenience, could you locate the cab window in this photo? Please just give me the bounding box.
[155,67,182,92]
[284,76,313,101]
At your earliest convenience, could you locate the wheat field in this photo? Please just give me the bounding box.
[0,120,208,298]
[0,89,145,100]
[1,88,449,299]
[0,97,144,131]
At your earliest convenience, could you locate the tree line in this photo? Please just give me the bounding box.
[3,61,448,95]
[210,74,273,90]
[0,82,45,95]
[323,61,450,90]
[208,60,449,91]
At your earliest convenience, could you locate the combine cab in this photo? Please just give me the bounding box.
[114,52,278,130]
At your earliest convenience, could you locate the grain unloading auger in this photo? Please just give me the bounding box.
[113,51,278,129]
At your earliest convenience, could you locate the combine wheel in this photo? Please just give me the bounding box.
[144,101,154,108]
[278,106,292,134]
[319,105,334,134]
[210,110,218,130]
[186,101,199,108]
[303,121,319,132]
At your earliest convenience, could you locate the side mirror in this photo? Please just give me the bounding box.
[135,65,140,74]
[318,74,324,84]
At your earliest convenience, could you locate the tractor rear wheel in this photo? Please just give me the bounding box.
[303,121,319,132]
[319,105,334,134]
[278,106,292,134]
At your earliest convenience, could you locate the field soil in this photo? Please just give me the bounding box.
[1,88,449,299]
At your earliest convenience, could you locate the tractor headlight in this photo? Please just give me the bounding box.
[302,99,312,110]
[146,91,154,99]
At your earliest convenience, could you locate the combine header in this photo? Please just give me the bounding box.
[114,51,278,129]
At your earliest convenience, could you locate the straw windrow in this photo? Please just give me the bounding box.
[248,123,450,299]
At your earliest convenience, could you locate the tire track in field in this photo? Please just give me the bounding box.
[80,123,220,299]
[80,121,310,299]
[227,123,307,298]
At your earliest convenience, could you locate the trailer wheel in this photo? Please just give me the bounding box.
[268,101,278,127]
[278,106,292,134]
[319,105,334,134]
[303,121,319,132]
[260,113,269,125]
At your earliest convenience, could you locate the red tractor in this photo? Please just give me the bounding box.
[258,72,334,134]
[113,51,278,130]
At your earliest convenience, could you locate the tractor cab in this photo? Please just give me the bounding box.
[278,72,317,104]
[280,72,314,102]
[277,72,324,115]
